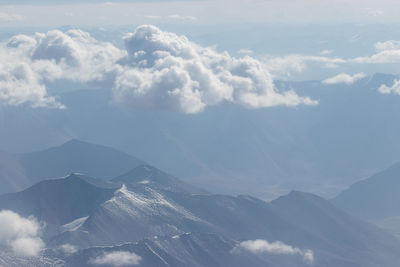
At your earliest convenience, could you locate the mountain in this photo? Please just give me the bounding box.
[112,164,207,194]
[0,173,117,237]
[49,181,400,266]
[0,139,144,194]
[2,164,400,266]
[331,162,400,220]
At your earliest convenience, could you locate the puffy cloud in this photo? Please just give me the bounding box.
[0,25,315,112]
[89,251,142,266]
[114,25,317,113]
[378,80,400,95]
[235,239,314,265]
[0,29,122,108]
[0,210,45,257]
[322,72,366,85]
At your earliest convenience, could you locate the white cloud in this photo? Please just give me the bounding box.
[378,80,400,95]
[115,25,317,113]
[235,239,314,265]
[320,50,333,55]
[59,243,78,255]
[263,39,400,78]
[90,251,142,266]
[0,210,45,257]
[0,12,23,22]
[375,40,400,51]
[323,72,366,85]
[352,40,400,64]
[238,49,253,55]
[0,29,122,108]
[1,25,316,112]
[264,54,345,79]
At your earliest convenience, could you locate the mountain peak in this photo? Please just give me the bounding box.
[112,164,170,183]
[112,165,207,194]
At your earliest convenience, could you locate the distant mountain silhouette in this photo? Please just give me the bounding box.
[0,139,144,194]
[0,173,116,236]
[332,162,400,220]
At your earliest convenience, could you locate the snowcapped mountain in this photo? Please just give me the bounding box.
[1,164,400,266]
[112,165,207,194]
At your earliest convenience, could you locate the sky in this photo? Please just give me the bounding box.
[1,0,400,27]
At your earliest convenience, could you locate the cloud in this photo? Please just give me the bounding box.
[378,80,400,95]
[264,54,345,78]
[59,243,78,255]
[235,239,314,265]
[352,40,400,64]
[263,39,400,78]
[0,29,122,108]
[1,25,316,112]
[0,210,45,257]
[0,12,24,22]
[115,25,317,113]
[89,251,142,266]
[375,40,400,51]
[320,50,333,55]
[238,49,253,55]
[322,72,366,85]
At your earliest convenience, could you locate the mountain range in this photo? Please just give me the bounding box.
[1,158,400,266]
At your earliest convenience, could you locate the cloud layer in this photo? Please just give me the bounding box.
[235,239,314,265]
[90,251,142,266]
[0,210,44,257]
[0,25,316,113]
